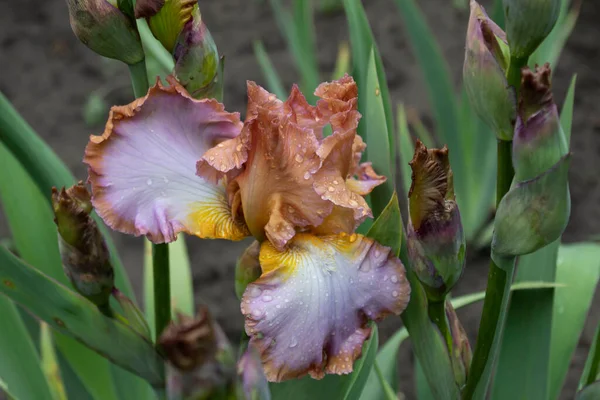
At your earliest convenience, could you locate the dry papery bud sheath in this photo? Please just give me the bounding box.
[407,140,466,303]
[446,301,472,389]
[503,0,561,59]
[66,0,144,64]
[159,307,217,372]
[51,182,114,307]
[463,1,516,140]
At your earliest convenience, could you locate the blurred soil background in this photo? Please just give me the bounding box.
[1,0,599,398]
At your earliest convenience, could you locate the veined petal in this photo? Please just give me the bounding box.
[315,74,358,118]
[241,233,410,382]
[85,77,249,243]
[346,162,387,196]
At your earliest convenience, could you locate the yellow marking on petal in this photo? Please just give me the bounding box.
[186,198,249,241]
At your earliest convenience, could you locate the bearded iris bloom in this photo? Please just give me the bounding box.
[84,75,410,382]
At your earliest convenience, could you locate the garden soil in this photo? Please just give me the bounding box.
[1,0,599,398]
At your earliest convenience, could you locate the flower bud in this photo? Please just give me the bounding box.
[237,345,271,400]
[446,301,472,389]
[65,0,144,65]
[51,183,114,307]
[512,64,568,182]
[503,0,561,59]
[463,1,516,140]
[134,0,196,53]
[407,141,466,302]
[493,65,571,257]
[235,241,261,300]
[159,308,217,372]
[172,7,221,99]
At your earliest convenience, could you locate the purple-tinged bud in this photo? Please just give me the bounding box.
[407,141,466,302]
[51,183,114,307]
[235,241,261,300]
[446,301,472,389]
[159,308,217,372]
[512,64,568,182]
[463,1,516,140]
[65,0,144,64]
[237,345,271,400]
[172,7,220,100]
[503,0,561,59]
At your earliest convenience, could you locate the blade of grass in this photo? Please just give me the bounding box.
[40,325,68,400]
[253,40,287,99]
[548,243,600,399]
[580,322,600,389]
[0,247,165,388]
[397,104,415,197]
[0,296,53,400]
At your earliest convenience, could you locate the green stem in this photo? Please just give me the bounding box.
[506,56,528,93]
[586,324,600,385]
[463,141,516,399]
[128,60,150,98]
[373,361,399,400]
[152,243,171,337]
[429,300,452,352]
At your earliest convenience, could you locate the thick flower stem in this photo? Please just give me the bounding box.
[463,142,516,399]
[128,60,150,98]
[428,300,452,352]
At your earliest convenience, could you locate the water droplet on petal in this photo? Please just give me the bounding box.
[328,186,335,192]
[349,199,358,207]
[163,176,169,184]
[209,156,215,161]
[253,309,264,318]
[146,178,153,186]
[236,143,243,151]
[248,287,262,297]
[263,295,273,302]
[289,337,298,348]
[217,143,224,148]
[333,180,339,185]
[295,154,304,163]
[391,275,398,283]
[392,291,399,298]
[375,87,380,96]
[304,172,311,180]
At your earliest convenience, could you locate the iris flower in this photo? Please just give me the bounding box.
[84,75,410,381]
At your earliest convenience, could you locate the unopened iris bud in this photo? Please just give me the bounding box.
[134,0,196,53]
[65,0,144,65]
[503,0,560,59]
[51,182,114,307]
[463,1,516,140]
[446,301,472,389]
[235,241,261,300]
[407,141,466,302]
[237,345,271,400]
[512,64,568,181]
[172,7,220,99]
[493,64,570,257]
[159,307,217,371]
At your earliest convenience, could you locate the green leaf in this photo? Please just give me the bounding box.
[365,192,403,254]
[40,324,68,400]
[253,40,287,100]
[580,322,600,389]
[343,0,394,153]
[396,104,415,198]
[269,326,379,400]
[332,42,351,80]
[0,247,165,388]
[144,238,195,340]
[83,93,109,127]
[560,75,577,145]
[548,243,600,399]
[0,296,52,400]
[364,48,394,217]
[392,0,461,189]
[492,241,560,400]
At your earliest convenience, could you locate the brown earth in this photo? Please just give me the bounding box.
[1,0,599,398]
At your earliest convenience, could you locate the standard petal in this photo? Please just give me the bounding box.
[315,74,359,118]
[85,78,249,243]
[241,233,410,382]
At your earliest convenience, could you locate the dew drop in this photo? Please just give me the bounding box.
[289,337,298,348]
[375,87,380,96]
[146,178,153,186]
[217,143,224,148]
[295,154,304,163]
[288,206,295,214]
[374,249,381,258]
[349,199,358,207]
[383,275,388,281]
[209,156,215,161]
[163,176,169,184]
[391,275,398,283]
[253,309,264,318]
[392,291,399,298]
[328,186,335,192]
[333,180,339,185]
[263,295,273,302]
[236,143,243,151]
[304,172,311,180]
[248,287,262,297]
